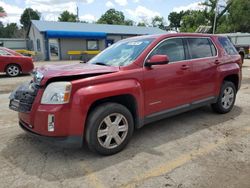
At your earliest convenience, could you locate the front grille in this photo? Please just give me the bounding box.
[9,81,39,112]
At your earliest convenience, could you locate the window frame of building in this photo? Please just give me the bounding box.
[106,39,114,47]
[87,40,99,51]
[29,40,34,51]
[36,39,41,51]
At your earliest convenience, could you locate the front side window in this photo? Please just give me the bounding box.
[218,37,238,55]
[149,38,185,62]
[87,40,99,50]
[88,38,154,66]
[187,38,216,59]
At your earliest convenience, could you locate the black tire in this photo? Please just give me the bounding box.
[6,64,20,77]
[211,81,236,114]
[85,102,134,155]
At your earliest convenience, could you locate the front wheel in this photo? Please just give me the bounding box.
[211,81,236,114]
[85,103,134,155]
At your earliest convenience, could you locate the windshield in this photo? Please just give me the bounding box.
[88,38,154,66]
[0,49,13,56]
[0,48,23,56]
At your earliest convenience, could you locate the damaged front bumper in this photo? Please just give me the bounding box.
[9,82,84,147]
[9,81,39,113]
[19,120,83,148]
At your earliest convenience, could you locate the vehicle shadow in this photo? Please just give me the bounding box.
[0,73,30,79]
[1,105,242,181]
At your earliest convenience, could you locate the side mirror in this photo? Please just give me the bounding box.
[145,55,169,67]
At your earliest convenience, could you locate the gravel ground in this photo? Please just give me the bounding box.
[0,60,249,188]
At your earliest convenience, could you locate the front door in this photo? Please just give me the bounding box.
[143,38,193,116]
[49,39,60,61]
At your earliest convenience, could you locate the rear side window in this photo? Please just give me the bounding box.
[187,38,216,59]
[218,37,238,55]
[150,38,185,62]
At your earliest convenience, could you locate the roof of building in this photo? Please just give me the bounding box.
[31,20,166,36]
[219,33,250,37]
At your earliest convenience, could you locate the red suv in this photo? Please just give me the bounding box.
[9,33,242,155]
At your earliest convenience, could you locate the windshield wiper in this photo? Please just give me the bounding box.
[94,62,109,66]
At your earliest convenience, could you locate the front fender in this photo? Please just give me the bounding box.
[72,79,144,132]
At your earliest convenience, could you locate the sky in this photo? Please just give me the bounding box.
[0,0,204,26]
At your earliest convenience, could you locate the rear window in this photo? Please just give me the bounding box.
[218,37,238,55]
[187,38,217,59]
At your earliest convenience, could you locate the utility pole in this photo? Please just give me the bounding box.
[28,8,31,21]
[213,0,219,34]
[76,6,79,22]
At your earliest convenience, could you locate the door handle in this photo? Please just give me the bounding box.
[214,60,220,65]
[181,65,190,70]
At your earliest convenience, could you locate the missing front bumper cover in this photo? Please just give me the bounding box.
[9,82,39,113]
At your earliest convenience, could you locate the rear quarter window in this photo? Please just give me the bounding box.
[187,38,217,59]
[218,37,238,55]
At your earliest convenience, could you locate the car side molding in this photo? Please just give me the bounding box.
[143,96,218,126]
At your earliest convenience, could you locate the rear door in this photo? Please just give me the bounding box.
[185,37,219,101]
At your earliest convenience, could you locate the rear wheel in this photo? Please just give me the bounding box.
[6,64,20,77]
[211,81,236,114]
[85,103,134,155]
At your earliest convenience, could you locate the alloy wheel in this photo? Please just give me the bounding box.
[97,113,129,149]
[221,86,235,109]
[7,65,20,77]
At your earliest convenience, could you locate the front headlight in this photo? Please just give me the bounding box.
[41,82,72,104]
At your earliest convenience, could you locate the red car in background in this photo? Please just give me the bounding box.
[0,47,34,77]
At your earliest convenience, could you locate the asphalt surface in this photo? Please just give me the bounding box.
[0,60,249,188]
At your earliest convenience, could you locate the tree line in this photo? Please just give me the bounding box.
[0,0,249,38]
[169,0,250,33]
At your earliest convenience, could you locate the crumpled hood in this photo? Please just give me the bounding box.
[36,63,119,84]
